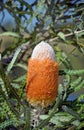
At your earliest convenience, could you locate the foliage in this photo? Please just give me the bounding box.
[0,0,84,130]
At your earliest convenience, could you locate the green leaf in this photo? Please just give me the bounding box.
[24,106,31,130]
[57,32,65,41]
[64,69,84,75]
[16,63,27,71]
[40,112,73,127]
[47,112,73,127]
[77,31,84,37]
[11,83,19,89]
[13,75,26,82]
[0,32,20,38]
[62,105,80,120]
[6,47,21,75]
[78,94,84,102]
[50,118,63,127]
[70,77,82,88]
[42,128,48,130]
[75,80,84,91]
[0,120,14,129]
[0,53,1,61]
[0,78,8,96]
[40,115,49,120]
[72,120,80,126]
[58,84,64,94]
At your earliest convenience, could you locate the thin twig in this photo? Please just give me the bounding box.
[49,29,84,42]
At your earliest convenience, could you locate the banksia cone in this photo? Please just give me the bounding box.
[26,41,59,108]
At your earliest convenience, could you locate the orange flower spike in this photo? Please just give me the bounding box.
[26,41,59,108]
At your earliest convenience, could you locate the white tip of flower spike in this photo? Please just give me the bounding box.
[31,41,56,61]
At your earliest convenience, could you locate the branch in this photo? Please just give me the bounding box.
[49,29,84,42]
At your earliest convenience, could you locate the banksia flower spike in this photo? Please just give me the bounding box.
[26,41,59,108]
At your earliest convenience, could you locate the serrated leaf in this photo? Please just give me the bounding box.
[75,80,84,91]
[50,112,73,127]
[64,69,84,75]
[78,94,84,102]
[40,112,73,128]
[6,48,21,74]
[72,120,80,126]
[24,106,31,130]
[50,118,63,127]
[0,120,14,129]
[57,32,65,41]
[70,77,82,88]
